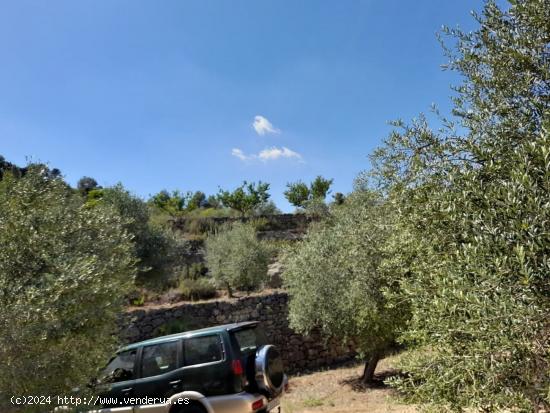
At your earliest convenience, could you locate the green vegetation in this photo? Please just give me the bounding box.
[284,175,333,209]
[149,189,187,216]
[332,192,345,205]
[373,1,549,410]
[283,191,408,383]
[217,181,271,217]
[2,2,547,411]
[85,184,177,284]
[0,167,136,408]
[179,278,217,301]
[205,222,272,296]
[285,1,550,411]
[77,175,99,194]
[302,398,324,408]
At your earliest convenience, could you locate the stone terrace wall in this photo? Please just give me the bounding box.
[171,213,319,241]
[120,292,355,374]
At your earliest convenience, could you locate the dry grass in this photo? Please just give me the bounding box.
[281,354,418,413]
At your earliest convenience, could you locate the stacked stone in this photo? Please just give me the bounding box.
[120,292,356,374]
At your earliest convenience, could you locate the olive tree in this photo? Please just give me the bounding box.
[370,0,550,410]
[282,191,408,383]
[0,167,136,410]
[88,184,177,284]
[205,222,271,296]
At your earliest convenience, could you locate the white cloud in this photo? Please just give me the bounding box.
[253,115,280,136]
[231,148,250,161]
[231,146,303,162]
[258,146,302,161]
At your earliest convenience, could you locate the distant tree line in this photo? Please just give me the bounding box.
[73,173,343,221]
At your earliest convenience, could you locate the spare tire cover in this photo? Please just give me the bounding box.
[255,345,284,395]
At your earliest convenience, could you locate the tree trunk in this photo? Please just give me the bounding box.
[226,283,233,298]
[362,352,381,383]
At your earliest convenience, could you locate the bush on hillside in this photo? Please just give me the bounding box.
[179,278,217,301]
[205,222,272,296]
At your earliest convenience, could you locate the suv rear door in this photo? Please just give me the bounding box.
[229,325,268,391]
[132,340,183,400]
[180,333,232,395]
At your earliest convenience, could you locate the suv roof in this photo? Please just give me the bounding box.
[120,321,259,352]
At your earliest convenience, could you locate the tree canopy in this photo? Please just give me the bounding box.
[217,181,271,216]
[368,0,550,410]
[0,167,136,409]
[283,191,408,382]
[77,176,99,194]
[284,176,333,208]
[86,184,177,283]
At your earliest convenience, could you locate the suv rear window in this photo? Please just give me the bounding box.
[184,335,223,365]
[231,326,268,353]
[141,341,178,377]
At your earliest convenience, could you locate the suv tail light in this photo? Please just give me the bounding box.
[231,359,244,376]
[251,399,264,410]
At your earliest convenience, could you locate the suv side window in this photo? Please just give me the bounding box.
[184,335,223,366]
[141,341,178,378]
[100,349,136,383]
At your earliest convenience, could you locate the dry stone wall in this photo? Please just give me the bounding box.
[121,292,356,374]
[171,213,319,241]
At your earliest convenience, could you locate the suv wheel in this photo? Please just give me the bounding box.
[255,345,284,396]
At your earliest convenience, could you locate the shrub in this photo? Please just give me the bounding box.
[205,222,272,296]
[179,278,217,301]
[253,200,282,216]
[182,263,208,280]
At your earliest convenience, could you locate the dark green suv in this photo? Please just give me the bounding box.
[93,321,286,413]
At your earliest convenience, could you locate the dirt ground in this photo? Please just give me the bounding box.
[281,355,418,413]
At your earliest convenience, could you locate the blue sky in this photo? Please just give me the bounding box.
[0,0,483,211]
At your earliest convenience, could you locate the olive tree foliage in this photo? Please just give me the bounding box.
[282,191,409,383]
[253,200,282,216]
[87,184,177,283]
[0,167,136,410]
[205,222,271,296]
[369,1,550,410]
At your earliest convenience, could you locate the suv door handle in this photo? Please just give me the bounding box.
[121,387,133,392]
[169,380,182,386]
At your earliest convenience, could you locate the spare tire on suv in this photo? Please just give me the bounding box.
[254,345,284,396]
